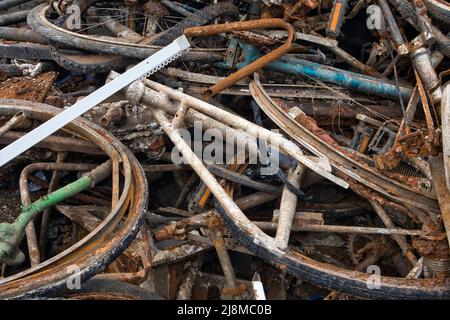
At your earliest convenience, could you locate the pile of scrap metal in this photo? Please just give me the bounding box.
[0,0,449,300]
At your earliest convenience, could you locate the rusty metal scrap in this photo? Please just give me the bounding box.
[0,0,449,302]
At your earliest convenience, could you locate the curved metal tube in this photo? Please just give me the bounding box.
[184,19,296,99]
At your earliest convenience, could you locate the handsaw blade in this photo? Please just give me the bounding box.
[0,35,191,167]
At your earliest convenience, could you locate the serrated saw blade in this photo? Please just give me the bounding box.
[0,35,191,167]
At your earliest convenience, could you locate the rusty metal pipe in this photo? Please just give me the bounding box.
[0,112,27,138]
[0,131,103,155]
[255,222,430,238]
[411,45,442,103]
[415,69,436,141]
[98,16,143,43]
[93,227,153,285]
[0,0,30,11]
[38,152,67,259]
[0,10,30,26]
[184,19,295,98]
[442,83,450,191]
[207,214,241,300]
[19,161,106,263]
[149,107,288,260]
[370,200,418,265]
[0,27,48,45]
[378,0,409,55]
[429,155,450,248]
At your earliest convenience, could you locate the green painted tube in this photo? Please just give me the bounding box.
[14,176,92,231]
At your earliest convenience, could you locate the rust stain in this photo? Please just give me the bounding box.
[0,72,56,102]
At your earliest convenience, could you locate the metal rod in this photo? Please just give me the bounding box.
[0,130,103,155]
[0,0,31,11]
[275,164,305,249]
[208,164,282,194]
[207,214,241,300]
[429,155,450,248]
[38,152,67,260]
[99,15,143,43]
[0,10,30,26]
[0,112,27,138]
[184,19,296,98]
[370,200,418,265]
[0,27,48,44]
[254,221,429,238]
[378,0,409,55]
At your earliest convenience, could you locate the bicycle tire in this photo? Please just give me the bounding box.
[28,3,238,59]
[215,203,450,300]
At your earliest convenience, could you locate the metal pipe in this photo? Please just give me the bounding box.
[266,57,412,101]
[39,153,67,259]
[155,191,280,242]
[0,0,31,11]
[2,177,92,265]
[150,108,247,221]
[275,164,305,250]
[184,19,296,99]
[0,112,27,138]
[327,44,382,76]
[100,103,124,127]
[161,0,194,17]
[429,155,450,248]
[378,0,409,55]
[410,39,442,103]
[391,51,443,144]
[254,222,430,238]
[0,130,103,155]
[172,103,189,129]
[236,43,412,100]
[0,27,48,44]
[99,16,143,43]
[370,200,418,265]
[207,214,241,300]
[149,108,287,260]
[208,164,282,194]
[175,174,197,208]
[0,10,30,26]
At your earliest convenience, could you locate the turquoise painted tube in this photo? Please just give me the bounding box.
[233,43,412,101]
[266,58,412,101]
